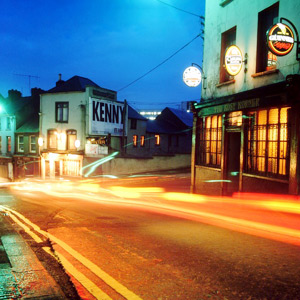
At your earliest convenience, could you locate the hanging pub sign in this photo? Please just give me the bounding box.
[267,23,295,56]
[183,66,202,87]
[224,45,243,76]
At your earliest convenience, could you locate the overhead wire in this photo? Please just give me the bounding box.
[117,33,202,92]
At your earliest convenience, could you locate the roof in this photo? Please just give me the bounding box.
[146,119,178,134]
[165,107,193,127]
[128,105,147,120]
[16,115,39,133]
[48,75,101,93]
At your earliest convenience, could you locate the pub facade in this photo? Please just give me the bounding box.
[191,0,300,195]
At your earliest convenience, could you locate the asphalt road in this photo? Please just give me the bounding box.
[1,174,300,300]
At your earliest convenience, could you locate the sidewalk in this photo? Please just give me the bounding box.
[0,213,66,299]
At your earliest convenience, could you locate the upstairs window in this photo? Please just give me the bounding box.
[56,102,69,123]
[67,130,77,150]
[130,119,137,130]
[220,26,236,83]
[6,117,11,130]
[30,136,37,153]
[256,2,279,72]
[18,135,24,152]
[48,130,57,149]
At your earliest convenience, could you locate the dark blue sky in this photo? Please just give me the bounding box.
[1,0,205,110]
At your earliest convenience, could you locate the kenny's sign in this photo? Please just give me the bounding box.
[89,98,126,136]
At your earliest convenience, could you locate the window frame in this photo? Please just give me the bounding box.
[67,129,77,150]
[18,135,24,153]
[55,102,69,123]
[198,115,223,168]
[245,106,290,179]
[29,135,37,153]
[256,2,279,73]
[48,129,58,150]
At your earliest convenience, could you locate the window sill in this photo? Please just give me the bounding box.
[216,79,235,88]
[219,0,233,7]
[251,69,279,78]
[242,172,288,183]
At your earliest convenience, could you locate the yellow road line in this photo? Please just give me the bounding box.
[43,246,113,300]
[0,205,143,300]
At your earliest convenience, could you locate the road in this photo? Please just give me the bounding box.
[1,173,300,300]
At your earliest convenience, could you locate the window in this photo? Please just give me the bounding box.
[18,135,24,152]
[67,130,77,150]
[30,136,36,153]
[256,2,279,72]
[0,137,2,153]
[199,115,222,167]
[6,117,11,130]
[130,119,137,130]
[227,111,242,127]
[7,136,11,153]
[245,107,290,178]
[140,135,145,147]
[133,135,138,147]
[56,102,69,123]
[155,134,160,146]
[220,26,236,83]
[48,130,57,149]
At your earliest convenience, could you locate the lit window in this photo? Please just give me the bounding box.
[48,130,57,149]
[18,136,24,152]
[246,107,289,178]
[228,111,242,126]
[56,102,69,123]
[140,135,145,147]
[256,3,278,72]
[0,136,2,153]
[199,115,222,167]
[67,130,77,150]
[155,134,160,146]
[7,136,11,153]
[133,135,138,147]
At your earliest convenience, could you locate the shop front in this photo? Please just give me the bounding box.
[192,78,300,195]
[40,152,83,179]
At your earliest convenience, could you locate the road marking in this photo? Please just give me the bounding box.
[43,246,113,300]
[0,209,43,243]
[0,204,143,300]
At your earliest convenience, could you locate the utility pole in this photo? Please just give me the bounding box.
[14,73,40,95]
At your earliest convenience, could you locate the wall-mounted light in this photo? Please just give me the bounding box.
[38,137,43,147]
[75,140,80,149]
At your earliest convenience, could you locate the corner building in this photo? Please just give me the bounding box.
[191,0,300,195]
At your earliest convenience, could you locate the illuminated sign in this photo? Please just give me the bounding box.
[225,45,243,76]
[267,23,294,56]
[183,66,202,87]
[89,98,126,136]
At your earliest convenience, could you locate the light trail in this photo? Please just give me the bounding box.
[8,179,300,246]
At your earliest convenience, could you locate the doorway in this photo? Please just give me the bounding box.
[226,131,241,195]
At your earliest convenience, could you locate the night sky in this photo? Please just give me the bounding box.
[1,0,205,110]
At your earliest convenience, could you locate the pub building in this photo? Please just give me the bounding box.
[190,1,300,196]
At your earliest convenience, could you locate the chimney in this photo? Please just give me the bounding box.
[56,73,65,87]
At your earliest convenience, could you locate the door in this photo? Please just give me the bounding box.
[226,132,241,195]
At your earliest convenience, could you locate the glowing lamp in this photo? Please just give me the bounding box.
[38,137,43,147]
[75,139,80,148]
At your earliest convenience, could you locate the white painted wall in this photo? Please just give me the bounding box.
[202,0,300,100]
[40,91,85,151]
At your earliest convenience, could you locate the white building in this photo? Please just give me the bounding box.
[191,0,300,195]
[39,75,127,178]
